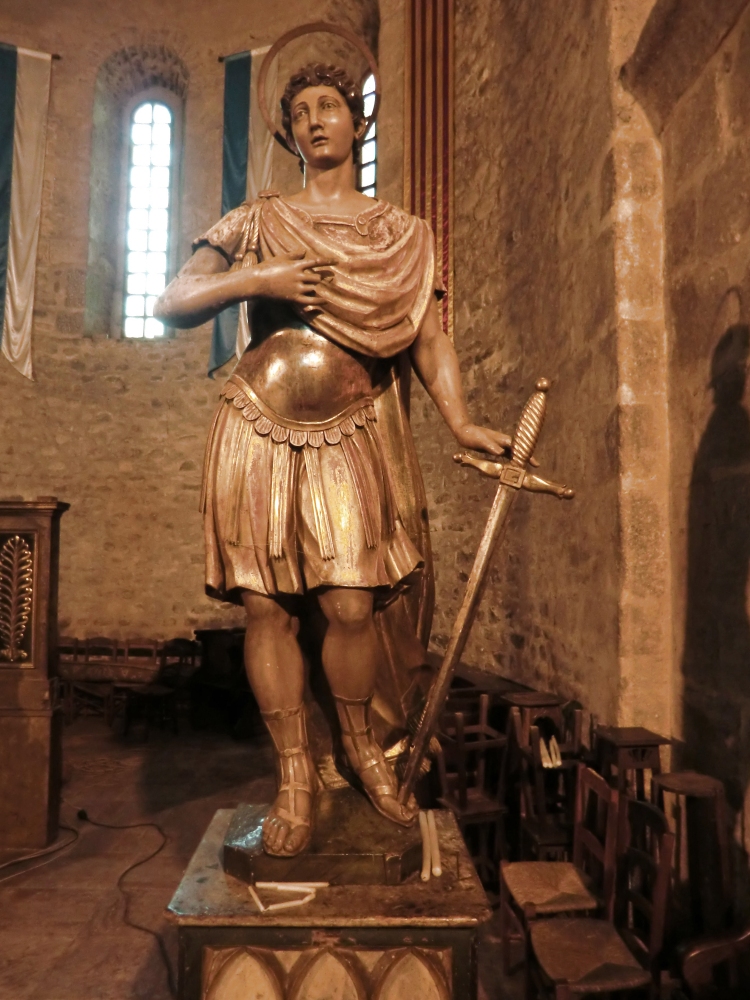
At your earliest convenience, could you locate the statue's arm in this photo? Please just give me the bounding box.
[409,297,511,456]
[154,246,256,329]
[154,246,336,329]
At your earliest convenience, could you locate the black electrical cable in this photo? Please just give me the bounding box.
[1,802,177,995]
[0,825,79,883]
[74,808,177,999]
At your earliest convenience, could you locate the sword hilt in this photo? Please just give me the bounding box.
[510,377,549,468]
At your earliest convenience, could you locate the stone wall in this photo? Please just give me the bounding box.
[0,0,401,639]
[410,0,623,723]
[656,3,750,832]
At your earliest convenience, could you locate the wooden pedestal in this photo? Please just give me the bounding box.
[168,809,491,1000]
[0,497,69,850]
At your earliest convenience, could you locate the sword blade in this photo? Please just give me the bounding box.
[398,481,517,804]
[397,378,553,805]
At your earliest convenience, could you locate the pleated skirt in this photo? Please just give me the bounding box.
[201,374,423,602]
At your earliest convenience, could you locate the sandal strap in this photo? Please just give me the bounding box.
[334,694,373,706]
[358,755,384,774]
[272,804,311,830]
[340,725,374,738]
[358,762,400,805]
[361,781,395,797]
[262,706,306,721]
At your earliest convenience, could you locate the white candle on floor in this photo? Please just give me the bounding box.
[419,810,431,881]
[427,810,442,877]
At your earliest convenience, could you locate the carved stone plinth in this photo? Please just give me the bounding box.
[223,787,426,885]
[0,498,69,850]
[168,808,491,1000]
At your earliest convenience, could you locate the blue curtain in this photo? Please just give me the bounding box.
[208,50,251,377]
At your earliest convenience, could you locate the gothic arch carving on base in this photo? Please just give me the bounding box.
[202,944,452,1000]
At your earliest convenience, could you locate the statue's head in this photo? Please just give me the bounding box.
[281,63,366,168]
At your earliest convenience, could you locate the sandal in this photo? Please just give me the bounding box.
[261,705,317,856]
[335,694,418,827]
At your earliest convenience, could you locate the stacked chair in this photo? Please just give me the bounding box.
[437,670,736,998]
[435,692,509,888]
[526,796,674,998]
[677,926,750,998]
[59,635,199,734]
[500,763,674,998]
[501,765,620,988]
[516,707,584,861]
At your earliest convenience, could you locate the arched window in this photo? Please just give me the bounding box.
[358,73,377,197]
[123,100,173,338]
[85,48,187,339]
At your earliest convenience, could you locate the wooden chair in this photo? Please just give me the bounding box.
[122,637,160,666]
[678,925,750,998]
[518,710,584,861]
[500,764,619,977]
[595,724,670,801]
[84,636,121,663]
[112,682,179,738]
[528,797,674,999]
[652,770,733,939]
[436,693,509,885]
[61,636,118,721]
[500,689,567,749]
[443,676,485,724]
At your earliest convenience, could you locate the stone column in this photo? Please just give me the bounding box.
[609,0,674,734]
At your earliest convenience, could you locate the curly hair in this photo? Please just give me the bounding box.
[280,63,365,156]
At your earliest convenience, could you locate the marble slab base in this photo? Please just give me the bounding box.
[222,786,428,885]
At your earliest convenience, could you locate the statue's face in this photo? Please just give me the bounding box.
[290,85,359,168]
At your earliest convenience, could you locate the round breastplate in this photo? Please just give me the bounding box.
[234,322,381,422]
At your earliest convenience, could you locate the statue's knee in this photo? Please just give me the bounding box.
[319,589,373,630]
[242,592,292,631]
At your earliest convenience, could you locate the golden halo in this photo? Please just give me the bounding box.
[258,21,381,155]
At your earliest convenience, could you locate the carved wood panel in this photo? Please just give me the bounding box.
[202,945,452,1000]
[0,532,35,666]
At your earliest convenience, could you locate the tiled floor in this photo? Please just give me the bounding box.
[0,717,521,1000]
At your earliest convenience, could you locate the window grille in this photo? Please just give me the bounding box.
[123,101,172,338]
[358,74,377,197]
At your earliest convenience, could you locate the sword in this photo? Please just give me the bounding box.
[397,378,574,806]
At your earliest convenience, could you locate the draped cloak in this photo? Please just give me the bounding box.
[195,192,437,744]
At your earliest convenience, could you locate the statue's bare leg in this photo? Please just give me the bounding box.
[317,587,418,827]
[241,591,316,856]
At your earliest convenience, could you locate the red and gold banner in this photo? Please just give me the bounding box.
[404,0,454,339]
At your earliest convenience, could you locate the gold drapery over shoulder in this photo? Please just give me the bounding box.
[194,192,441,358]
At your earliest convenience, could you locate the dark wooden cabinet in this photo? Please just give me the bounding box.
[0,497,69,849]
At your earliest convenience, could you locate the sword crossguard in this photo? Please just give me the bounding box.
[452,377,575,500]
[453,453,575,499]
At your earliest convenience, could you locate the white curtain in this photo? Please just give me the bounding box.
[2,48,51,380]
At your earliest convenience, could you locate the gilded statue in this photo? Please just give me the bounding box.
[156,36,510,859]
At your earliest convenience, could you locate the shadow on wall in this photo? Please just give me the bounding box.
[682,310,750,878]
